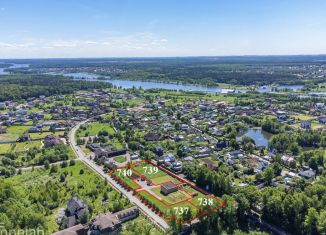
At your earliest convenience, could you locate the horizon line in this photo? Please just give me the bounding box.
[1,53,326,61]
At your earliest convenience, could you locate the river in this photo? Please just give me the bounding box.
[0,63,30,75]
[57,72,246,94]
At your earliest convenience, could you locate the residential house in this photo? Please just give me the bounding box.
[66,197,89,228]
[53,224,88,235]
[216,140,227,149]
[318,116,326,124]
[316,102,325,110]
[144,133,160,141]
[202,159,219,170]
[107,149,127,158]
[17,134,30,142]
[0,102,6,110]
[301,121,311,130]
[161,182,178,195]
[44,135,62,148]
[299,169,316,179]
[89,207,139,235]
[28,127,41,133]
[281,155,295,166]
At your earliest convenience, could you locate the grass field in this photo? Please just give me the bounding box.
[29,131,64,140]
[0,143,13,154]
[78,122,115,137]
[0,125,30,142]
[114,156,127,163]
[133,162,167,180]
[151,175,181,185]
[112,169,140,190]
[291,115,315,121]
[0,140,42,154]
[138,190,199,220]
[291,121,324,130]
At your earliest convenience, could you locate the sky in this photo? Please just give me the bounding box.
[0,0,326,58]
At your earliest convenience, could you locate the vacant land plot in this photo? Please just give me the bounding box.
[151,175,181,185]
[78,122,115,137]
[0,140,42,154]
[29,131,64,140]
[133,162,167,180]
[0,125,30,142]
[0,143,13,154]
[111,160,224,223]
[14,140,42,152]
[111,169,140,190]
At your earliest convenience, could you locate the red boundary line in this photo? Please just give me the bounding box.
[108,160,226,224]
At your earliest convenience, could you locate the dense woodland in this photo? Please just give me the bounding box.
[179,164,326,235]
[0,74,112,101]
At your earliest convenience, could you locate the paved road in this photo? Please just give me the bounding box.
[68,120,169,231]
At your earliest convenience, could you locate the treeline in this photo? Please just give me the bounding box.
[0,74,112,101]
[270,131,326,155]
[115,66,300,86]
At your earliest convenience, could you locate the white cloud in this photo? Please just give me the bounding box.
[0,32,170,58]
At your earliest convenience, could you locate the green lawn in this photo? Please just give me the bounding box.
[189,191,222,209]
[0,140,42,155]
[0,143,13,154]
[29,131,64,140]
[133,162,168,180]
[14,140,43,152]
[138,190,199,220]
[112,170,140,190]
[138,190,169,214]
[290,115,315,121]
[78,122,115,137]
[151,175,181,185]
[114,156,127,163]
[0,125,30,142]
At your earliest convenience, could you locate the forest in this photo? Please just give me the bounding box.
[0,74,112,101]
[181,163,326,235]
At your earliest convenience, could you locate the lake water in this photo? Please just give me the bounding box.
[59,72,246,94]
[63,72,306,94]
[257,85,304,93]
[0,63,30,75]
[243,129,270,147]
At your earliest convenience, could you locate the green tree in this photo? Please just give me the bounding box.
[263,167,274,184]
[304,208,318,235]
[44,160,50,170]
[317,209,326,235]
